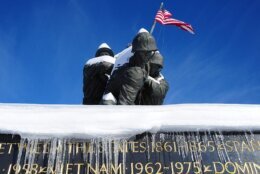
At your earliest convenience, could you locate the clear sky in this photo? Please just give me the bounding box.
[0,0,260,105]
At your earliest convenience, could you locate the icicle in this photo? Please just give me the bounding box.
[54,139,66,174]
[101,138,105,170]
[176,132,188,159]
[232,132,243,164]
[103,138,109,174]
[42,140,49,159]
[89,139,94,167]
[15,138,26,174]
[47,138,58,174]
[27,138,38,174]
[96,138,100,174]
[113,139,119,174]
[108,139,113,174]
[122,139,126,174]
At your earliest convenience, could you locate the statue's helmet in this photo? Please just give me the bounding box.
[132,28,158,52]
[150,51,164,68]
[95,43,114,57]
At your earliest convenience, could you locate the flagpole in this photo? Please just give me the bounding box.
[150,2,164,34]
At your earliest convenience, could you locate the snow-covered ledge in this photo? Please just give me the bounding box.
[0,103,260,138]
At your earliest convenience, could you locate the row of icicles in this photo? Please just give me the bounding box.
[12,131,256,174]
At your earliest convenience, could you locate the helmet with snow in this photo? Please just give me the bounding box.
[150,51,164,68]
[132,28,158,52]
[95,43,114,57]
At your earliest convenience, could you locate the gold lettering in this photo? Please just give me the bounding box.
[6,143,16,154]
[241,141,252,152]
[155,162,163,174]
[253,162,260,173]
[225,162,236,174]
[111,163,122,174]
[118,141,123,152]
[151,141,156,153]
[139,142,146,153]
[18,142,28,151]
[225,141,234,152]
[60,164,64,174]
[184,162,192,173]
[100,164,108,173]
[194,162,203,173]
[87,163,98,174]
[118,141,128,153]
[66,163,73,174]
[164,142,173,152]
[74,163,84,174]
[39,166,47,174]
[188,141,197,152]
[13,164,21,173]
[198,142,206,152]
[22,164,29,173]
[34,142,43,154]
[131,142,139,153]
[86,142,93,153]
[250,140,256,151]
[0,143,5,154]
[76,143,85,154]
[208,141,215,152]
[232,141,241,152]
[42,142,50,154]
[67,142,73,154]
[217,143,226,152]
[155,142,163,152]
[213,162,225,174]
[47,166,57,174]
[175,162,184,173]
[257,141,260,150]
[235,162,250,174]
[7,164,12,174]
[249,162,255,174]
[135,162,144,173]
[145,162,154,174]
[30,164,39,174]
[172,141,177,152]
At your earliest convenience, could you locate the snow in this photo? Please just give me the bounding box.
[138,28,149,33]
[147,73,164,84]
[0,103,260,139]
[85,55,115,65]
[102,92,117,103]
[112,46,133,73]
[98,43,111,49]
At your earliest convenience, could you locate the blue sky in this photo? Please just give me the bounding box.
[0,0,260,104]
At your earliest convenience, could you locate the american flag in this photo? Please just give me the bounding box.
[155,9,195,34]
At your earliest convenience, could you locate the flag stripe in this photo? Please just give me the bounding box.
[155,9,194,34]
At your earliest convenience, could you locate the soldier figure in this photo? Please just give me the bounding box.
[83,43,115,105]
[102,29,158,105]
[135,51,169,105]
